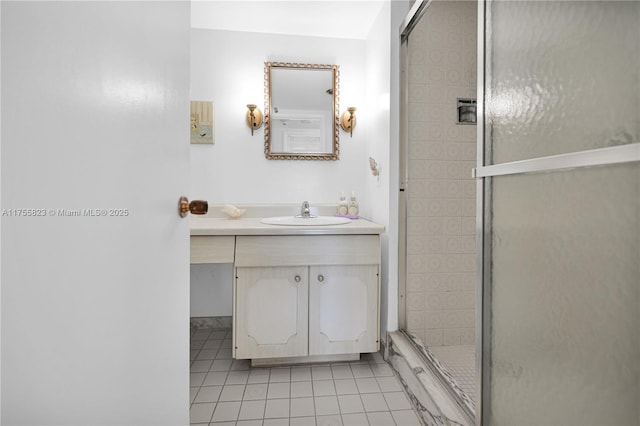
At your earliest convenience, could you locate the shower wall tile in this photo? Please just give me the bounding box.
[409,122,427,140]
[407,292,426,312]
[443,329,462,346]
[444,274,460,292]
[407,311,425,329]
[408,274,426,292]
[408,140,427,159]
[425,329,444,346]
[407,255,427,274]
[425,217,444,235]
[425,292,444,311]
[426,255,446,273]
[460,310,475,328]
[425,273,446,292]
[445,180,463,199]
[425,141,445,158]
[407,217,427,235]
[425,86,446,107]
[406,0,477,347]
[408,198,427,217]
[426,179,445,198]
[460,328,475,345]
[425,311,444,329]
[407,235,426,255]
[425,236,444,254]
[461,217,475,235]
[461,179,475,198]
[426,199,445,217]
[460,274,475,292]
[409,84,427,103]
[409,65,427,85]
[408,179,427,199]
[445,311,462,328]
[444,217,462,235]
[461,236,475,253]
[408,160,427,179]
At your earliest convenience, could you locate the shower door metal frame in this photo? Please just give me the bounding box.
[399,2,487,424]
[398,0,435,332]
[399,3,487,425]
[476,3,488,425]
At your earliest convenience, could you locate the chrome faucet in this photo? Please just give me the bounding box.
[297,200,317,218]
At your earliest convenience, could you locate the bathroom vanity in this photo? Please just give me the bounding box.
[190,210,384,365]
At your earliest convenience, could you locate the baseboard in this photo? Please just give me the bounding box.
[190,316,232,330]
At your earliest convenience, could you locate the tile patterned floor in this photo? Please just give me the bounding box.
[428,345,476,403]
[190,328,422,426]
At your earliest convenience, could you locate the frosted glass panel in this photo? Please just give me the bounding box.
[487,1,640,164]
[488,163,640,425]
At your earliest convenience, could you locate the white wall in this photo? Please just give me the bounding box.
[381,0,412,339]
[190,29,368,205]
[190,29,371,316]
[364,1,393,343]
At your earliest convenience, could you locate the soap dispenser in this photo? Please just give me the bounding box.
[348,191,359,217]
[337,192,349,216]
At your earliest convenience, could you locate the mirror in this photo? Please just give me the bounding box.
[264,62,340,160]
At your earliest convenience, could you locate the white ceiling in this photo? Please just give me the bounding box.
[191,1,386,40]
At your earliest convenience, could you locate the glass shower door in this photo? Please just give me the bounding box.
[480,1,640,424]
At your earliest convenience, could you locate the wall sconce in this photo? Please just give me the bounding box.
[369,157,380,177]
[340,107,357,137]
[369,157,382,184]
[246,104,263,135]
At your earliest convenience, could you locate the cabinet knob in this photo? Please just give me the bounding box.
[294,275,301,283]
[317,274,325,282]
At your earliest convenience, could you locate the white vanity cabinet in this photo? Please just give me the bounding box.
[235,266,309,359]
[233,235,380,362]
[308,265,379,356]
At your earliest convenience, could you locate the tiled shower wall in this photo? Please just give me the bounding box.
[405,0,477,347]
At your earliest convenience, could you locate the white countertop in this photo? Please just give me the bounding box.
[190,216,384,236]
[189,204,385,236]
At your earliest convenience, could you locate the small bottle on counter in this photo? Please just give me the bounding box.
[337,192,349,216]
[348,191,359,216]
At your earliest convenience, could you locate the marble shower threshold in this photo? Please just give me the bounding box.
[388,331,475,426]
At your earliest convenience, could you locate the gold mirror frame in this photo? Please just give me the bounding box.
[264,62,340,160]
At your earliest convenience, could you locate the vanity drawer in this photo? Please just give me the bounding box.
[190,236,235,264]
[235,235,380,267]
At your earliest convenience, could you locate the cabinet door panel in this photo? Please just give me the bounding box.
[309,265,379,355]
[235,267,308,359]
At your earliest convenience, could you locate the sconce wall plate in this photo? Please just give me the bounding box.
[340,107,357,137]
[246,104,263,135]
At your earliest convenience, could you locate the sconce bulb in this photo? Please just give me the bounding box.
[340,107,357,137]
[246,104,263,136]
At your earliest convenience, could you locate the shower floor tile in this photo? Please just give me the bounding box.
[428,345,476,403]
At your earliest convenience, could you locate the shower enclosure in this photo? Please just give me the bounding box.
[397,1,639,424]
[398,0,479,420]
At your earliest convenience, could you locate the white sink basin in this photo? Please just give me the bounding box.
[260,216,351,226]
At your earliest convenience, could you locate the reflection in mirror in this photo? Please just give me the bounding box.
[265,62,339,160]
